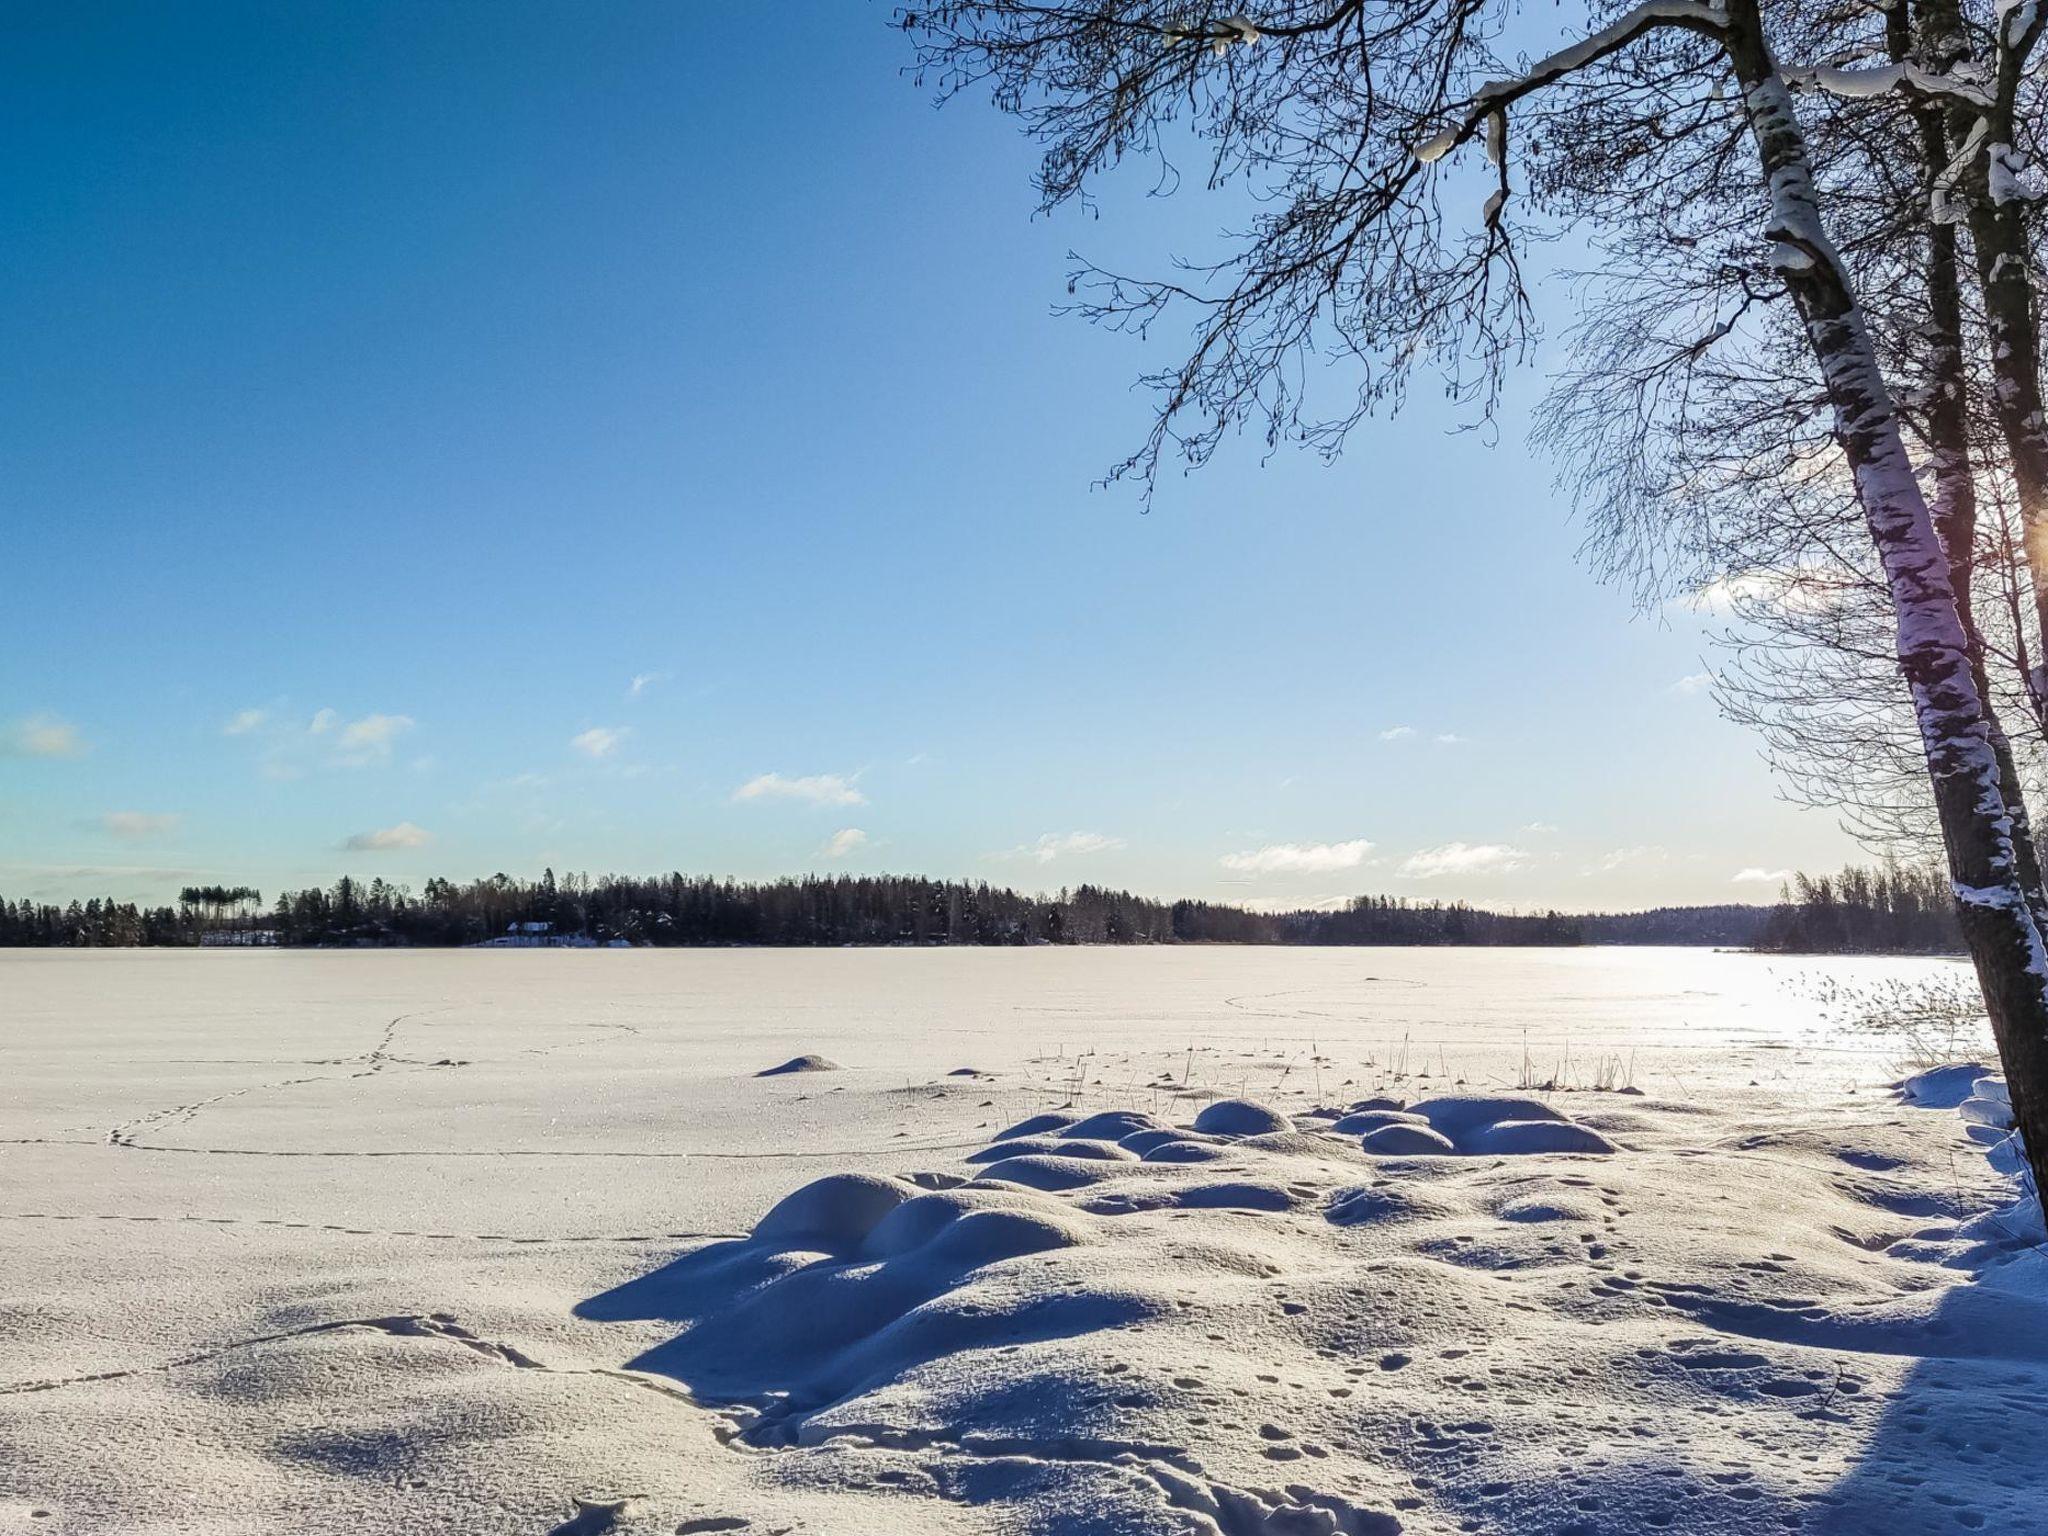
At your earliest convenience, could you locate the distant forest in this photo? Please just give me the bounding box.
[0,863,1960,953]
[1748,864,1961,954]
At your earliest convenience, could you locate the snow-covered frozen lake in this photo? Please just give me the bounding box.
[5,945,2043,1535]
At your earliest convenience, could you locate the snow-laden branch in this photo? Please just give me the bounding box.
[1413,0,1728,164]
[1932,116,1991,225]
[1989,142,2046,206]
[1780,60,1993,110]
[1997,0,2044,51]
[1161,12,1262,56]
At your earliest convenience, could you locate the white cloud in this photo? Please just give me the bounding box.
[822,827,869,859]
[1732,867,1791,885]
[1521,821,1560,834]
[1001,831,1125,864]
[3,714,86,759]
[628,672,666,699]
[1434,732,1466,745]
[1220,839,1375,876]
[1670,672,1714,696]
[342,821,432,852]
[571,726,629,759]
[335,713,415,765]
[1377,725,1417,741]
[98,811,181,843]
[1399,842,1529,879]
[254,709,413,774]
[733,772,866,807]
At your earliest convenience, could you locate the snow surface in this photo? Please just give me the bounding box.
[4,946,2047,1534]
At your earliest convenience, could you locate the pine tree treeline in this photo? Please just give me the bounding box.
[1751,864,1962,954]
[2,865,1970,953]
[0,870,1585,949]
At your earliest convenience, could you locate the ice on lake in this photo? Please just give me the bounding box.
[4,946,2044,1534]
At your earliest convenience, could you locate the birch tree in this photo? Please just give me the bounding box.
[1546,0,2048,866]
[904,0,2048,1197]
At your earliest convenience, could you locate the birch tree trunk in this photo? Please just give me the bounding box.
[1952,1,2048,724]
[1724,0,2048,1200]
[1895,0,2048,928]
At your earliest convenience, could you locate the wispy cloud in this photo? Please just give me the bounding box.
[1377,725,1417,741]
[1521,821,1560,835]
[570,726,629,759]
[335,713,414,766]
[96,811,181,843]
[3,714,86,759]
[1433,732,1466,746]
[1732,866,1790,885]
[252,709,416,777]
[1400,842,1528,879]
[821,827,869,859]
[733,772,866,807]
[342,821,432,852]
[628,671,666,699]
[999,831,1125,864]
[1670,672,1714,696]
[1220,839,1374,876]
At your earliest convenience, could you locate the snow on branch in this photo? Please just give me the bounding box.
[1932,117,1991,225]
[1413,0,1728,164]
[1989,142,2045,206]
[1779,61,1993,111]
[1997,0,2044,51]
[1160,12,1262,56]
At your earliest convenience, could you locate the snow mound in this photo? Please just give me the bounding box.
[1359,1123,1458,1156]
[970,1153,1124,1192]
[756,1054,841,1077]
[1959,1095,2015,1132]
[1410,1093,1568,1141]
[963,1137,1136,1164]
[1956,1074,2016,1137]
[1331,1108,1430,1135]
[1989,1136,2033,1176]
[752,1173,919,1249]
[1466,1118,1617,1156]
[584,1077,2048,1536]
[1345,1095,1612,1157]
[994,1111,1079,1139]
[1058,1109,1160,1141]
[1343,1094,1407,1113]
[861,1186,1066,1258]
[1191,1098,1294,1137]
[1241,1129,1354,1158]
[1118,1126,1219,1155]
[1895,1062,1996,1107]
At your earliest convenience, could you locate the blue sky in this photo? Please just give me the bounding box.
[0,2,1862,912]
